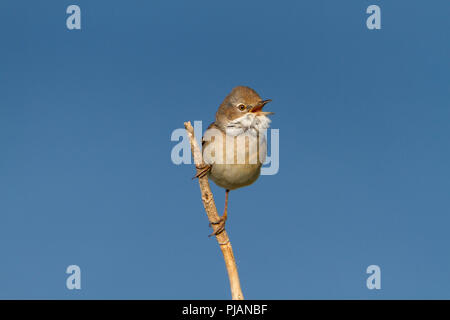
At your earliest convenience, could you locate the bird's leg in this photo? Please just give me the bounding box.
[209,189,229,237]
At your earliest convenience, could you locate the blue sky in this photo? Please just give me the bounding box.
[0,0,449,299]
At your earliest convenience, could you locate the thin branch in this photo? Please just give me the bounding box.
[184,121,244,300]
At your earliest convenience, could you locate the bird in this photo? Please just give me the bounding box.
[195,86,273,236]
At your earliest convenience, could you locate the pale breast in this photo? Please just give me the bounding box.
[209,163,261,190]
[202,126,267,190]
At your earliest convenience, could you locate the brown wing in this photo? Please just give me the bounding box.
[202,122,219,149]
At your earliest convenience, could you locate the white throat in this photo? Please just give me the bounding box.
[225,113,271,136]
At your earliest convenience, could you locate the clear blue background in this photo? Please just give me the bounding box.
[0,0,449,299]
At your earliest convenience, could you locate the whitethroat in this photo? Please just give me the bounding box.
[195,86,273,236]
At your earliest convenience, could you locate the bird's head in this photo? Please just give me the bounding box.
[215,86,273,135]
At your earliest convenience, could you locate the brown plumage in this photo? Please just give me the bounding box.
[198,86,273,236]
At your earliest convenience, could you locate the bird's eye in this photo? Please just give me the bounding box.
[238,104,246,111]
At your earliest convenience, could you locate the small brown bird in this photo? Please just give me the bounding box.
[196,86,273,236]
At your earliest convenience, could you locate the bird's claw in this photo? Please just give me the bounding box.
[208,217,226,237]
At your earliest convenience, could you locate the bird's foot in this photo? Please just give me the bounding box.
[208,216,226,237]
[193,164,211,179]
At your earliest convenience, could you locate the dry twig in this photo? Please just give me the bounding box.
[184,121,244,300]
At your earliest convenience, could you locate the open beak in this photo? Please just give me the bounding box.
[249,99,273,115]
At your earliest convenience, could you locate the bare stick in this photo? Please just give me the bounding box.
[184,121,244,300]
